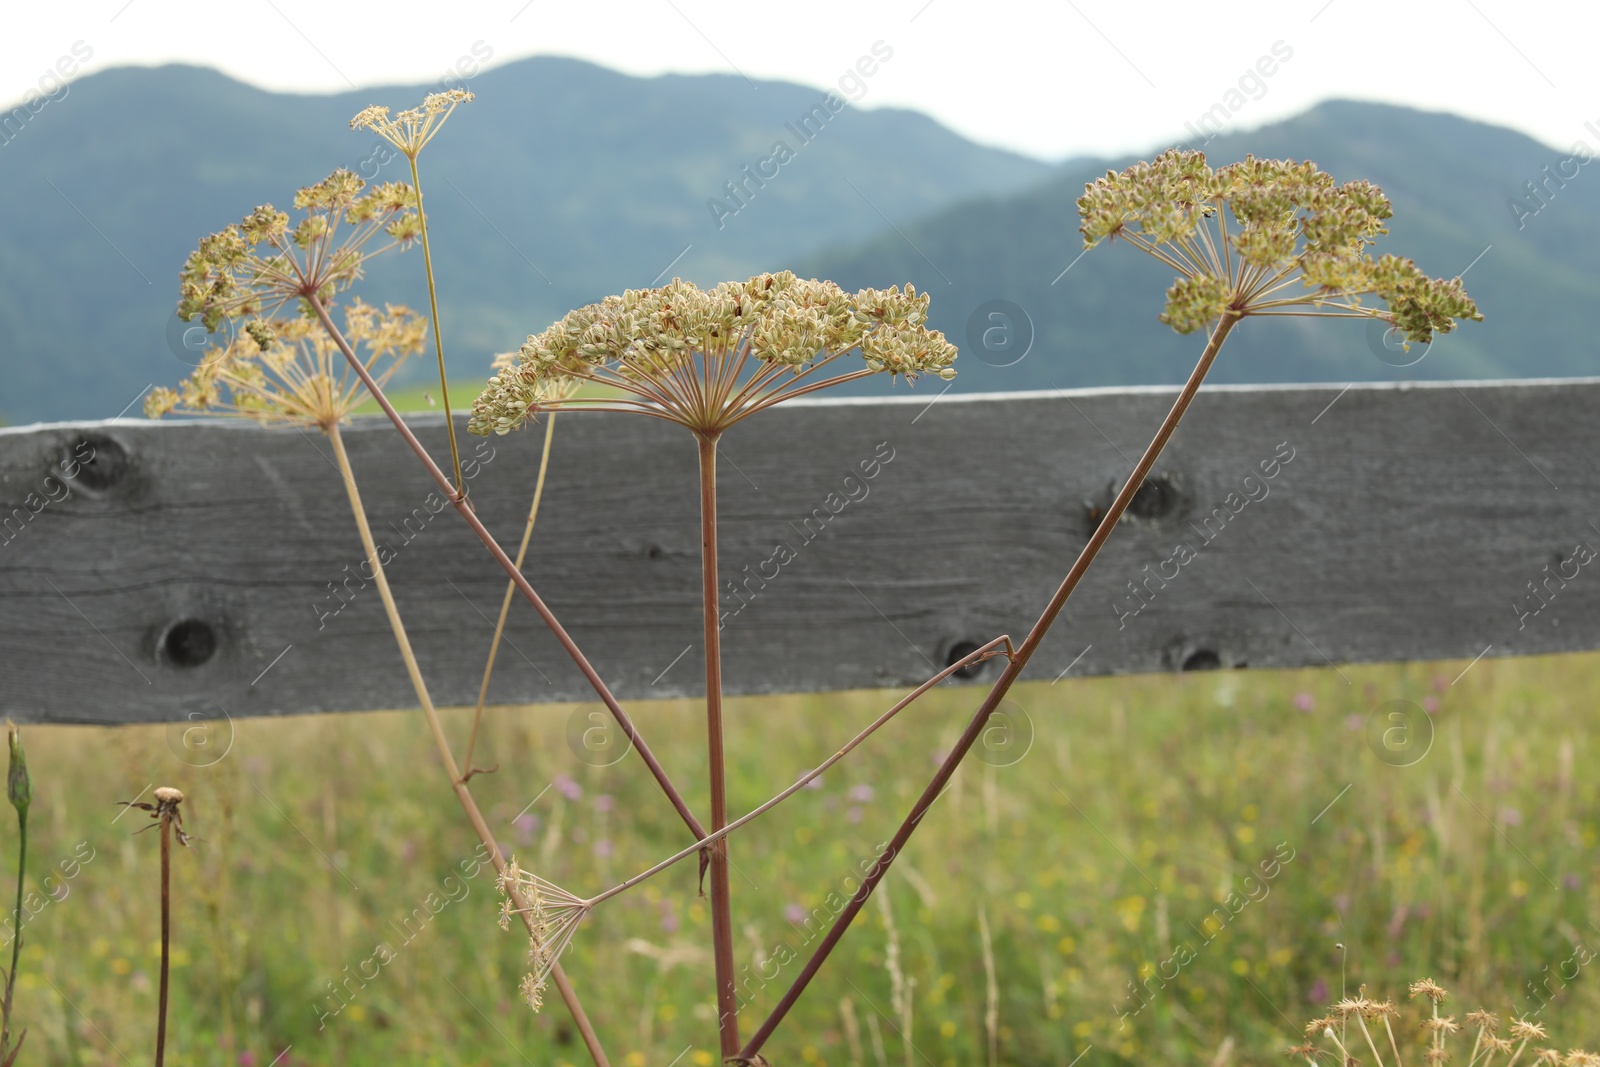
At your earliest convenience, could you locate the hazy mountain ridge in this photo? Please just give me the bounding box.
[0,55,1050,422]
[799,99,1600,398]
[2,66,1597,424]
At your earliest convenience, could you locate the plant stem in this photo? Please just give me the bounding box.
[697,433,740,1057]
[0,805,24,1055]
[979,906,997,1067]
[465,411,558,775]
[738,312,1240,1060]
[156,809,171,1067]
[310,295,709,843]
[581,637,1012,909]
[325,421,610,1067]
[408,154,466,500]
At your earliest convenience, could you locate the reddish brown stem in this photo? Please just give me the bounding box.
[156,812,171,1067]
[738,313,1240,1059]
[582,636,1013,909]
[697,433,740,1057]
[309,295,709,842]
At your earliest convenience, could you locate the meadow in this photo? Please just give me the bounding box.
[7,649,1599,1067]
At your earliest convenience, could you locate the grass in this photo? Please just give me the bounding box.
[9,651,1600,1067]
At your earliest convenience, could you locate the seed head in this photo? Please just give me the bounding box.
[1410,979,1449,1003]
[495,859,590,1013]
[350,89,473,158]
[174,169,419,336]
[1467,1010,1500,1034]
[470,272,957,437]
[1304,980,1587,1067]
[1077,150,1481,342]
[120,786,190,845]
[147,301,426,428]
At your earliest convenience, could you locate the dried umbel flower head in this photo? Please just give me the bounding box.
[489,349,581,404]
[146,301,427,429]
[495,859,590,1013]
[350,89,473,159]
[469,272,958,437]
[1078,150,1481,343]
[177,169,419,334]
[1301,979,1585,1067]
[1410,978,1448,1004]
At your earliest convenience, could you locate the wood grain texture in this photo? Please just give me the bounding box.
[1,379,1595,725]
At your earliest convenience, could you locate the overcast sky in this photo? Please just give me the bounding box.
[6,1,1597,161]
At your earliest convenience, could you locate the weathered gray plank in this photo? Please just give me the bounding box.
[1,379,1596,725]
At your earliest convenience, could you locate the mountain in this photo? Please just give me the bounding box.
[0,56,1050,423]
[800,100,1600,397]
[6,74,1599,425]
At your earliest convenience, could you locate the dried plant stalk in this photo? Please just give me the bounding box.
[324,418,609,1064]
[119,788,189,1067]
[464,408,559,777]
[0,725,29,1067]
[734,150,1482,1062]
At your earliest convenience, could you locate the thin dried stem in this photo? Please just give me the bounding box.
[464,411,559,778]
[738,313,1240,1060]
[579,636,1012,909]
[407,155,467,500]
[325,420,610,1067]
[1355,1013,1387,1067]
[155,810,171,1067]
[310,294,709,844]
[979,906,998,1067]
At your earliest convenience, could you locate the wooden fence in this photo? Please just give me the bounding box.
[1,378,1595,725]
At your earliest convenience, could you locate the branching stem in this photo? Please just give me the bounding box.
[309,294,709,843]
[326,420,609,1067]
[738,312,1240,1060]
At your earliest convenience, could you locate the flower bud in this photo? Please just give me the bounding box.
[7,722,30,817]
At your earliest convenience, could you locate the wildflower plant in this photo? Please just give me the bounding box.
[152,89,1487,1067]
[1291,980,1575,1067]
[119,787,190,1067]
[156,132,675,1067]
[473,270,957,1058]
[684,152,1481,1065]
